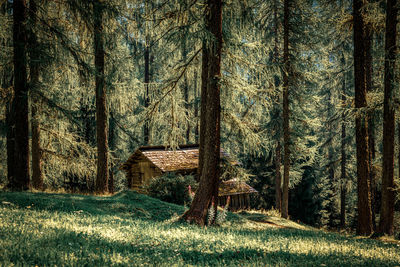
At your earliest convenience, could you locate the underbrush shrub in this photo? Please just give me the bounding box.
[146,173,197,205]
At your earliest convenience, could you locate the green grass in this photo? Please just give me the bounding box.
[0,191,399,266]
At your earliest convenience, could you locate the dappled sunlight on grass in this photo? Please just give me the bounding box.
[1,191,400,266]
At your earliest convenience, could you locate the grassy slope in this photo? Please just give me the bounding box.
[0,191,399,266]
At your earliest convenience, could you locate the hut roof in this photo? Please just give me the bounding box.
[121,144,236,173]
[218,179,258,196]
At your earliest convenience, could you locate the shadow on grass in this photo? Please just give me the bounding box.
[0,191,185,221]
[3,224,399,267]
[1,191,400,266]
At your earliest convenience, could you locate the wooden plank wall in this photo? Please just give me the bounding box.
[128,158,163,191]
[218,194,251,211]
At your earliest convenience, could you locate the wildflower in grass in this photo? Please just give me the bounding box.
[216,196,230,224]
[207,203,215,226]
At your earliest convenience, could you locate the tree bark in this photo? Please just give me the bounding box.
[197,40,208,182]
[182,0,222,225]
[94,0,108,193]
[272,0,282,213]
[12,0,30,190]
[144,35,150,145]
[29,0,43,190]
[2,2,15,187]
[379,0,397,236]
[108,112,116,194]
[364,24,377,231]
[182,33,190,143]
[353,0,373,235]
[281,0,290,219]
[275,142,282,212]
[6,97,15,187]
[340,54,346,229]
[194,71,199,144]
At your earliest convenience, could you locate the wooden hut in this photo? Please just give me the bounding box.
[218,179,258,211]
[121,144,257,209]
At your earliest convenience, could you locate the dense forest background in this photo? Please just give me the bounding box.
[0,0,399,234]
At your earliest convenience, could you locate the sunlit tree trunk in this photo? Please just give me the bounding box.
[353,0,372,235]
[281,0,290,219]
[182,0,222,225]
[379,0,397,236]
[12,0,30,190]
[94,0,109,193]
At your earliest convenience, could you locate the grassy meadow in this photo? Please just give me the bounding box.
[0,191,399,266]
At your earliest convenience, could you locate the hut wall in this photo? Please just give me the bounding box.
[128,158,163,191]
[219,194,251,211]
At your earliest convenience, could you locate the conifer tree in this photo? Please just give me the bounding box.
[143,3,151,145]
[28,0,43,190]
[340,53,347,228]
[281,0,290,219]
[94,0,109,193]
[183,0,222,225]
[11,0,30,190]
[379,0,398,236]
[353,0,373,235]
[1,1,15,186]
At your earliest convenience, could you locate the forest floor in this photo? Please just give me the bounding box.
[0,191,399,266]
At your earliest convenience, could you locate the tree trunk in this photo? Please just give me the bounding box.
[194,71,199,144]
[2,1,15,187]
[197,40,208,182]
[365,24,376,231]
[275,142,282,212]
[108,112,116,194]
[379,0,397,236]
[272,0,282,213]
[94,0,108,193]
[182,0,222,225]
[12,0,30,190]
[6,98,15,187]
[353,0,372,236]
[29,0,43,190]
[182,33,190,143]
[144,36,150,145]
[281,0,290,219]
[340,54,346,229]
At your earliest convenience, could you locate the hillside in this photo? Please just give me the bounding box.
[0,191,399,266]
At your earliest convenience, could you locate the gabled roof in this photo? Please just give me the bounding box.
[121,144,235,173]
[219,179,258,196]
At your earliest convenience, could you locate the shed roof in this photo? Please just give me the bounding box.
[219,179,258,196]
[121,144,235,173]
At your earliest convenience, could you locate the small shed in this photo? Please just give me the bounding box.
[121,144,257,210]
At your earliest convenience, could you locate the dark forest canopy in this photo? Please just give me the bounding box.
[0,0,399,233]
